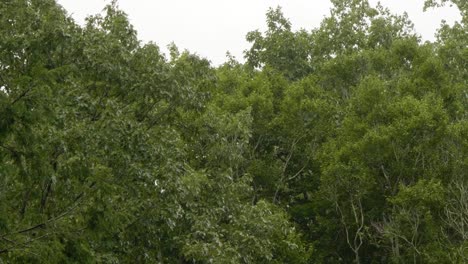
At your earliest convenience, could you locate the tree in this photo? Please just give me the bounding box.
[245,7,314,80]
[1,0,466,262]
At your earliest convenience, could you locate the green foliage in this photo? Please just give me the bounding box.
[0,0,466,263]
[245,7,314,80]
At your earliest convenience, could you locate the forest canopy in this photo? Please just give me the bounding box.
[0,0,466,263]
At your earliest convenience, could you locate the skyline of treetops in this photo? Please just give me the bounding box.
[0,0,466,262]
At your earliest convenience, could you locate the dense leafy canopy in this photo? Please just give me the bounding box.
[0,0,466,263]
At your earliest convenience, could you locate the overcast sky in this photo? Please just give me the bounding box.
[56,0,461,65]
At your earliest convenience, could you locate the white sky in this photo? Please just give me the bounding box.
[56,0,461,65]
